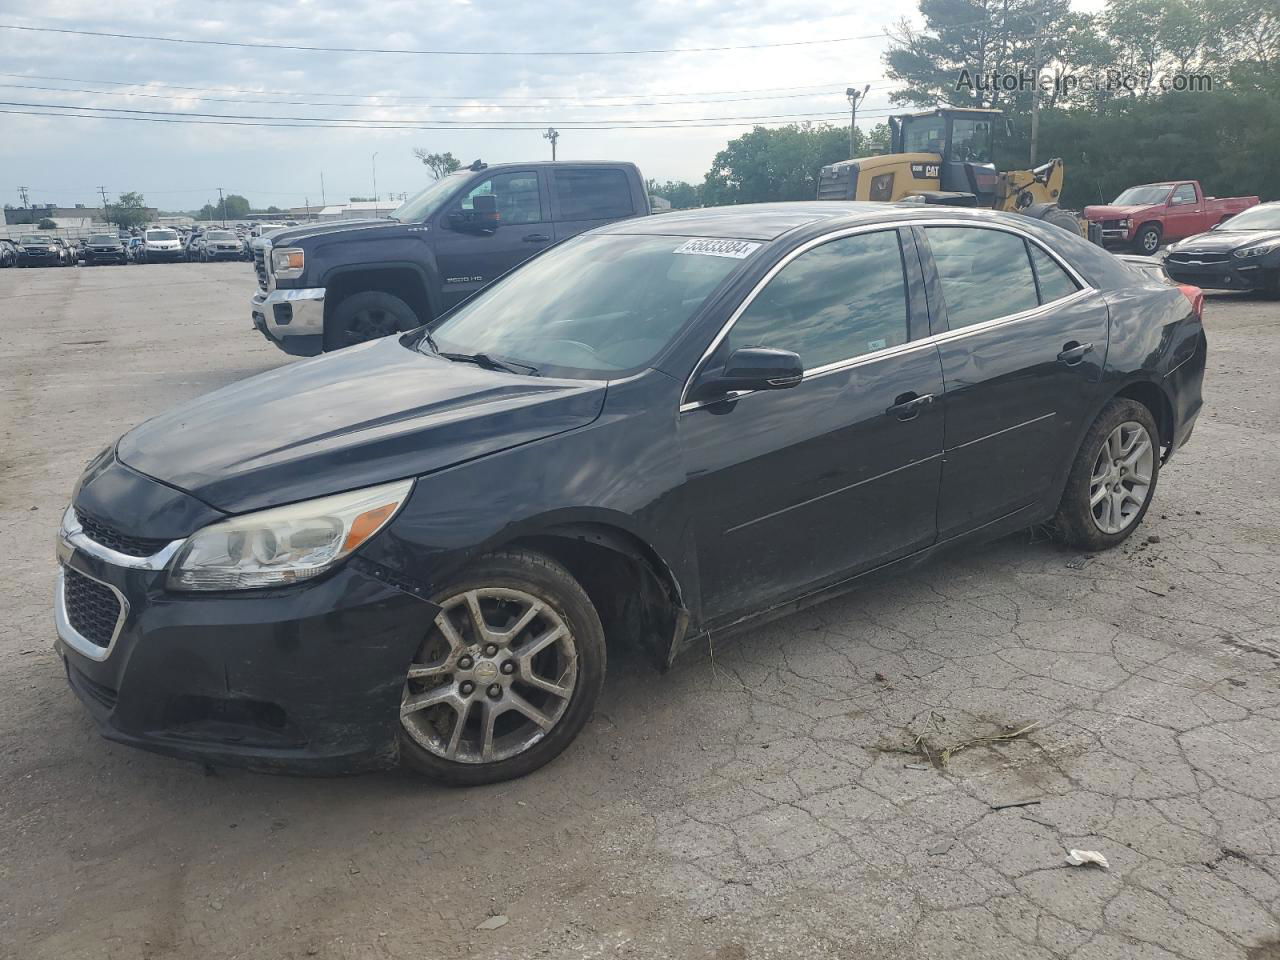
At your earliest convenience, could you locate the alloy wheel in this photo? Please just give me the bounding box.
[400,587,579,764]
[345,308,402,345]
[1089,420,1155,534]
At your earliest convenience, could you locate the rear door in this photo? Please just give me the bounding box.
[434,169,551,309]
[917,223,1110,539]
[550,167,640,242]
[679,227,945,624]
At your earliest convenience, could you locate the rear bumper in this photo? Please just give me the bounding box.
[251,286,325,356]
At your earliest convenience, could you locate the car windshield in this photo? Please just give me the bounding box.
[206,231,235,240]
[89,235,117,244]
[20,235,51,243]
[426,233,757,377]
[146,230,178,241]
[1113,185,1173,205]
[392,173,469,222]
[1217,205,1280,230]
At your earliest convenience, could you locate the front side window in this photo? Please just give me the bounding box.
[926,227,1039,328]
[726,230,909,370]
[428,234,751,376]
[553,168,635,220]
[1171,184,1197,204]
[458,171,542,224]
[950,119,993,163]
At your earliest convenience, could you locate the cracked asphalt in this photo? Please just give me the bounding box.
[1,262,1278,960]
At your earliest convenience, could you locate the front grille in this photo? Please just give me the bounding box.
[1167,251,1229,264]
[74,508,171,557]
[1101,219,1125,230]
[253,246,268,290]
[63,567,122,649]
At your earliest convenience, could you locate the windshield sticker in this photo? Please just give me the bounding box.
[673,238,762,259]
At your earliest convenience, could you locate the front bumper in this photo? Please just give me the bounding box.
[207,248,244,260]
[1164,256,1278,291]
[251,286,325,357]
[144,247,186,261]
[54,505,432,774]
[18,251,57,265]
[86,250,127,264]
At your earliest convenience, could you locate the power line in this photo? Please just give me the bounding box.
[0,22,883,56]
[0,98,880,126]
[0,72,889,102]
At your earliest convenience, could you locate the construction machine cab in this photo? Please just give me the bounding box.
[890,107,1002,206]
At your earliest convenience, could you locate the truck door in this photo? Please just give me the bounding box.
[434,169,551,310]
[1164,183,1203,241]
[550,166,641,242]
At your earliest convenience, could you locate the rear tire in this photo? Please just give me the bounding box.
[398,549,606,786]
[1040,207,1082,236]
[1054,398,1161,550]
[324,290,421,351]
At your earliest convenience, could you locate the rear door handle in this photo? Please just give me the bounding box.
[522,233,551,242]
[1057,341,1094,365]
[886,392,935,421]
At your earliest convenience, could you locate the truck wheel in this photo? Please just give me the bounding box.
[1133,224,1161,255]
[398,548,606,785]
[325,291,421,351]
[1040,207,1082,236]
[1054,398,1160,551]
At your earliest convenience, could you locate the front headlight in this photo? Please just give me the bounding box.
[1119,219,1131,229]
[271,247,305,279]
[167,479,413,591]
[1232,240,1280,259]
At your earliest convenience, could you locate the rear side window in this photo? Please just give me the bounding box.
[727,229,909,370]
[1029,244,1080,303]
[926,227,1039,328]
[553,168,634,220]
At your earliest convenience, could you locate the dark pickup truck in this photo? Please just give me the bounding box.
[251,160,649,355]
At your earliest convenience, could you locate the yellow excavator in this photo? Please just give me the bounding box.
[818,106,1088,237]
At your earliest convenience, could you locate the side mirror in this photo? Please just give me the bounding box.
[448,194,501,234]
[691,347,804,401]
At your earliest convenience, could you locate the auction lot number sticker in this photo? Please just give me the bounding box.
[673,238,763,259]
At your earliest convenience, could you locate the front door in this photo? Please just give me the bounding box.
[435,169,551,310]
[1163,183,1203,242]
[679,227,945,625]
[917,224,1111,538]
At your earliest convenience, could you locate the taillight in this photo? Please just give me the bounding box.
[1177,283,1204,319]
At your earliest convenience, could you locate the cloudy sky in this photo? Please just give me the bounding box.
[0,0,1104,213]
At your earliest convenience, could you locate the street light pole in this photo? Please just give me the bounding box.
[846,84,870,159]
[371,152,379,216]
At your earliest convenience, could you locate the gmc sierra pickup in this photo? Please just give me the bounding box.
[251,160,649,355]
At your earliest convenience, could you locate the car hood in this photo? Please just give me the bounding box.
[117,337,607,515]
[1083,204,1157,220]
[1169,229,1280,253]
[264,218,399,245]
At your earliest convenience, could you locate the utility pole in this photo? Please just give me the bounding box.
[371,153,379,216]
[1030,0,1044,166]
[217,187,226,226]
[320,171,326,207]
[543,127,560,160]
[846,85,870,159]
[98,186,111,226]
[18,186,29,208]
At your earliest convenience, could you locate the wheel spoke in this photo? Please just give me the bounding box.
[445,703,469,759]
[519,624,565,661]
[434,610,467,653]
[1090,483,1109,507]
[479,700,498,761]
[497,601,543,640]
[400,685,456,717]
[464,590,492,643]
[406,661,452,680]
[505,690,555,730]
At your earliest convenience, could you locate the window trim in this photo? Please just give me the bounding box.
[680,217,1095,413]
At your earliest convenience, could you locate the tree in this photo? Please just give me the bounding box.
[413,149,462,179]
[112,192,150,230]
[702,124,852,205]
[646,179,702,209]
[222,194,251,219]
[265,205,282,214]
[38,217,56,229]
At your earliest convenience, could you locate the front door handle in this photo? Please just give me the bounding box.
[1057,341,1094,365]
[522,233,551,242]
[886,392,935,421]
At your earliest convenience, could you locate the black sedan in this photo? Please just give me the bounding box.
[1164,201,1280,294]
[55,204,1206,784]
[83,234,129,266]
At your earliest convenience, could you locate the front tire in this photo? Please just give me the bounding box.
[399,549,606,786]
[1132,224,1162,255]
[1054,398,1161,550]
[324,290,421,351]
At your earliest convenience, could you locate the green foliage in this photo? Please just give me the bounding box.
[222,194,251,219]
[413,149,462,179]
[37,217,56,229]
[647,179,702,209]
[701,124,859,205]
[111,192,150,230]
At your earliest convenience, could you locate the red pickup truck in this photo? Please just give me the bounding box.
[1084,181,1259,254]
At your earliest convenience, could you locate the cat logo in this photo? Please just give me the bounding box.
[910,163,941,179]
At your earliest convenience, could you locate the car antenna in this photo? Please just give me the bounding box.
[469,159,487,172]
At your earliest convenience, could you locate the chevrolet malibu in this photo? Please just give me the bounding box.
[55,204,1206,785]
